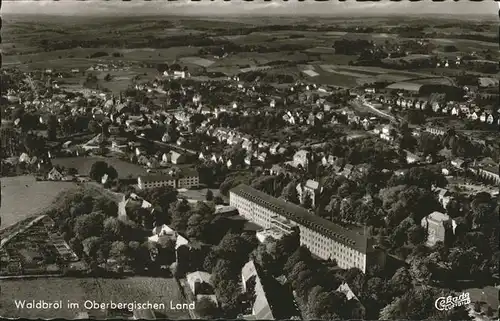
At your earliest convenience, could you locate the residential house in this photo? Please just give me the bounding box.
[341,164,354,178]
[111,138,128,152]
[47,167,64,181]
[451,158,465,169]
[148,224,177,243]
[322,155,337,167]
[433,187,452,209]
[244,154,252,167]
[405,151,422,164]
[242,140,253,151]
[170,151,186,165]
[269,143,280,155]
[380,125,395,142]
[176,137,186,146]
[211,153,224,164]
[337,283,366,318]
[421,211,457,247]
[19,152,30,163]
[293,150,310,169]
[258,152,268,163]
[186,271,218,304]
[299,179,323,208]
[199,152,206,161]
[241,260,275,320]
[269,164,285,176]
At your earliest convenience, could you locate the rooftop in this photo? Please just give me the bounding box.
[230,184,368,253]
[138,174,175,183]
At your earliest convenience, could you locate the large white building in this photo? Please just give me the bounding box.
[138,169,199,190]
[230,185,384,273]
[138,174,176,190]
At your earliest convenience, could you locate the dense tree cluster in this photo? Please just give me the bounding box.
[203,232,258,316]
[46,190,159,273]
[89,161,118,183]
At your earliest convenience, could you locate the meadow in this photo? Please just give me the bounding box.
[51,156,148,179]
[0,176,77,229]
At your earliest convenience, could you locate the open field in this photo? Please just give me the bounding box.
[180,56,215,67]
[0,176,77,229]
[51,156,148,179]
[0,277,189,319]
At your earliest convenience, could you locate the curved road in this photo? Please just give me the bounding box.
[350,98,398,123]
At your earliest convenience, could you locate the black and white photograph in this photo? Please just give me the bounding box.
[1,0,499,320]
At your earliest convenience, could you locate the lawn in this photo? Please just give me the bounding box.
[51,156,148,179]
[0,176,77,229]
[0,277,189,319]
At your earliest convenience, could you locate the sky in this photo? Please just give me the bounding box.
[2,0,499,17]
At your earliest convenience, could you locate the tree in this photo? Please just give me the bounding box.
[93,197,118,217]
[408,225,427,245]
[213,196,224,205]
[205,189,214,201]
[89,161,109,182]
[47,114,58,140]
[103,217,124,239]
[307,285,325,315]
[404,167,447,190]
[389,267,412,296]
[109,240,128,264]
[69,237,84,257]
[301,190,313,209]
[107,166,118,180]
[88,120,100,134]
[74,212,105,239]
[104,74,112,81]
[195,297,220,318]
[417,133,442,157]
[82,236,102,259]
[186,214,206,239]
[219,177,236,196]
[283,246,313,276]
[282,181,299,204]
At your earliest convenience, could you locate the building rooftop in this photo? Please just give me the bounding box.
[230,184,368,253]
[138,174,175,183]
[427,211,451,222]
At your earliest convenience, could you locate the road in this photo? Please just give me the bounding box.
[135,136,197,155]
[350,98,398,122]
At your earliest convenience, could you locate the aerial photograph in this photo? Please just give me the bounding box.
[0,0,499,320]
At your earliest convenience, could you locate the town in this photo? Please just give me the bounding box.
[1,4,499,321]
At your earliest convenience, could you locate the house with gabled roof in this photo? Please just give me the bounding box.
[47,167,64,181]
[241,260,274,320]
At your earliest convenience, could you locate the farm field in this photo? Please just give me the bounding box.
[180,56,215,67]
[2,46,201,68]
[0,277,189,319]
[0,176,77,229]
[51,156,148,179]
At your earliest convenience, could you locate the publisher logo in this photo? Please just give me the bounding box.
[435,292,471,311]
